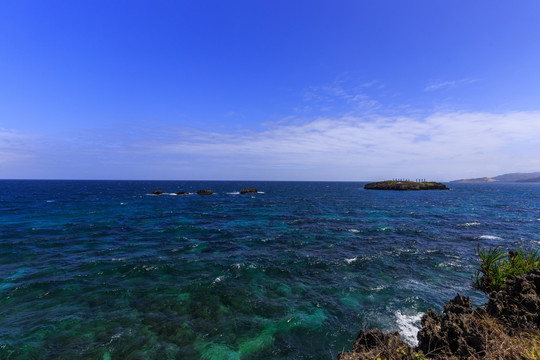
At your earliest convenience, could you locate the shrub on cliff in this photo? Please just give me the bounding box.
[474,247,540,292]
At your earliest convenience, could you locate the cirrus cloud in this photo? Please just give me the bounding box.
[141,110,540,180]
[2,111,540,181]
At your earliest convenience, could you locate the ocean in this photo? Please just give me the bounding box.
[1,180,539,359]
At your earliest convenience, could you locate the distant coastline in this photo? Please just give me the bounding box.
[451,171,540,183]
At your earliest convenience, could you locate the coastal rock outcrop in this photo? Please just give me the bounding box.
[196,190,214,195]
[485,269,540,330]
[364,181,449,191]
[175,191,190,195]
[338,329,414,360]
[239,188,257,194]
[339,270,540,359]
[151,190,164,195]
[416,294,485,359]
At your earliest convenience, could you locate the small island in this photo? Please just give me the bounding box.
[239,188,258,194]
[364,180,449,191]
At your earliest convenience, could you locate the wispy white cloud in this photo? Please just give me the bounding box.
[0,129,38,165]
[3,111,540,181]
[300,82,383,116]
[425,78,477,91]
[139,110,540,180]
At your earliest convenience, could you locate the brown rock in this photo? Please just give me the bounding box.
[338,329,414,360]
[239,188,258,194]
[419,294,485,359]
[486,269,540,330]
[364,181,449,191]
[340,270,540,359]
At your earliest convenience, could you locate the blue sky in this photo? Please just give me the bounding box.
[1,1,540,180]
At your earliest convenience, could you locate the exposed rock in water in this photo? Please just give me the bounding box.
[339,270,540,359]
[175,191,190,195]
[364,181,449,191]
[196,190,213,195]
[151,190,164,195]
[239,188,257,194]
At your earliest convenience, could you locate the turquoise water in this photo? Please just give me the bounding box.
[1,180,539,359]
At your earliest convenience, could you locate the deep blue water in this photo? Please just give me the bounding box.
[1,180,539,359]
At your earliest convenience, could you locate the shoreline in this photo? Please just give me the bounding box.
[339,269,540,359]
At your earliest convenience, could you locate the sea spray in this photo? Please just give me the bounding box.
[395,311,423,346]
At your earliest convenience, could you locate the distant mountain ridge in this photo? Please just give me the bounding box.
[518,176,540,183]
[451,172,540,183]
[451,177,498,183]
[492,172,540,182]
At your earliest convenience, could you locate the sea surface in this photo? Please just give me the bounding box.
[1,180,539,359]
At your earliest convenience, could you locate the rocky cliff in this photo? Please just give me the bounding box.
[339,270,540,359]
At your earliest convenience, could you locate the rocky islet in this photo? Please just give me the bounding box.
[364,180,449,191]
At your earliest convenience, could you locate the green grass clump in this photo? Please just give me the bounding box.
[474,247,540,292]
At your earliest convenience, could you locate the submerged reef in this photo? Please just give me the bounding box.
[339,269,540,359]
[364,181,449,191]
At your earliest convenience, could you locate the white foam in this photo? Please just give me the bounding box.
[227,191,264,194]
[212,276,225,284]
[45,200,55,203]
[479,235,503,240]
[345,257,357,264]
[461,222,480,227]
[437,260,461,268]
[395,311,423,346]
[348,229,360,233]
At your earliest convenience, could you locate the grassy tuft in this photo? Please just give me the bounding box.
[474,246,540,292]
[473,313,540,360]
